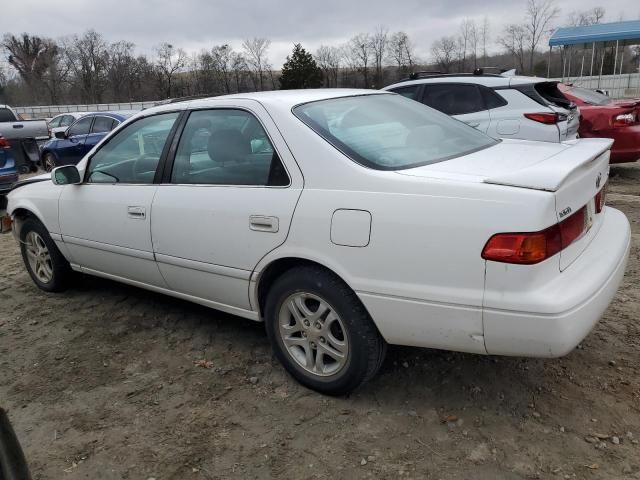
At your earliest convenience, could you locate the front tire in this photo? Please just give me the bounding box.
[19,218,71,292]
[265,266,386,395]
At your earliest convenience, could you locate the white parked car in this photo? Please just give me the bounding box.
[383,73,580,143]
[47,112,92,138]
[3,90,630,394]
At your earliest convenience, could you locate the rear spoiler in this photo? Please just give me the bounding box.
[483,138,613,192]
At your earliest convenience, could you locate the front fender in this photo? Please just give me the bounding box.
[8,181,63,237]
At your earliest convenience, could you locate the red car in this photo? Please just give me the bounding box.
[559,84,640,163]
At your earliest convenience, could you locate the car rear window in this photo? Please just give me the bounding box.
[564,86,611,106]
[533,82,574,109]
[293,94,498,170]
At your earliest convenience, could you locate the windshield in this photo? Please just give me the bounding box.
[292,94,498,170]
[566,86,611,106]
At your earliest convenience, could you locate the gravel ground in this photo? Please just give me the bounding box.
[0,164,639,480]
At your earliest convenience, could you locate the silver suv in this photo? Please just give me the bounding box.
[383,72,580,143]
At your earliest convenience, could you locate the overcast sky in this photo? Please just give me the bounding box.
[4,0,637,66]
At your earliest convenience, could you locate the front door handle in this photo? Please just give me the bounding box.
[127,206,146,219]
[465,121,480,128]
[249,215,279,233]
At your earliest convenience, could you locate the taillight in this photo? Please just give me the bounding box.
[595,183,607,213]
[612,112,637,127]
[482,206,587,264]
[524,112,559,124]
[0,136,10,149]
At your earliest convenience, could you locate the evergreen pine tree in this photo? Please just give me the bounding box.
[279,44,323,89]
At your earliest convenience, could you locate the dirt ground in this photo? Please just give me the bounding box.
[1,164,639,480]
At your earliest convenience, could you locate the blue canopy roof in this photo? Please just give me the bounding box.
[549,20,640,46]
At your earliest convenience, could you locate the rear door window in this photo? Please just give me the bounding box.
[171,109,289,186]
[422,84,486,115]
[68,117,93,136]
[390,85,421,100]
[92,116,116,133]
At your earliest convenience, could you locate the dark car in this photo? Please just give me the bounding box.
[40,111,136,171]
[559,84,640,163]
[0,135,19,195]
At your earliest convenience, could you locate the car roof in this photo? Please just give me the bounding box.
[81,111,138,121]
[166,89,387,111]
[383,75,553,90]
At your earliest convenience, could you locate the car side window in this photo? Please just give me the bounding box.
[422,84,486,115]
[390,85,421,100]
[85,112,179,184]
[62,115,76,127]
[481,87,508,110]
[92,116,115,134]
[68,117,93,136]
[171,109,289,187]
[49,116,62,128]
[0,108,17,122]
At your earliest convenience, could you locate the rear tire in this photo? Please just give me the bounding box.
[19,217,71,292]
[264,266,386,395]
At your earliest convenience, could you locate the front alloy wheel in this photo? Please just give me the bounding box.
[24,231,54,284]
[19,217,71,292]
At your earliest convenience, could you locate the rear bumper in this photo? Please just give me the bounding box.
[483,207,631,357]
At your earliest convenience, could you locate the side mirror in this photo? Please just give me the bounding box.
[54,130,66,139]
[52,165,81,185]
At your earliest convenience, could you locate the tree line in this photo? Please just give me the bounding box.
[0,0,638,107]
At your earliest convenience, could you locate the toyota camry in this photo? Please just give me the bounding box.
[2,90,631,394]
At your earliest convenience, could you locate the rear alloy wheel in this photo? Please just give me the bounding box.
[43,153,56,172]
[19,218,71,292]
[265,266,386,395]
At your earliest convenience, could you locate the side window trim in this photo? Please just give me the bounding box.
[161,106,291,188]
[421,82,488,115]
[82,110,185,184]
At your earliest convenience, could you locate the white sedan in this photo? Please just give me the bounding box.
[3,90,630,394]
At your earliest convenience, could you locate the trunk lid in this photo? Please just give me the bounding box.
[398,137,613,269]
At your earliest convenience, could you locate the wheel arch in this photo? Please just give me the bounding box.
[253,254,362,319]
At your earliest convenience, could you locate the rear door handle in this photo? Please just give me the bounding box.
[249,215,279,233]
[465,121,480,128]
[127,206,146,219]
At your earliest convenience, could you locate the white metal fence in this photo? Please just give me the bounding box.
[13,101,159,119]
[551,73,640,99]
[11,73,640,118]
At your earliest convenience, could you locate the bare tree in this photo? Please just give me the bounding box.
[498,24,528,73]
[568,6,605,26]
[242,37,271,91]
[459,19,475,72]
[370,26,388,87]
[525,0,560,73]
[63,30,110,103]
[107,41,137,101]
[154,42,187,98]
[388,31,415,78]
[211,44,233,93]
[315,45,341,87]
[469,21,479,68]
[347,33,372,87]
[431,36,457,73]
[3,33,60,102]
[481,17,490,62]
